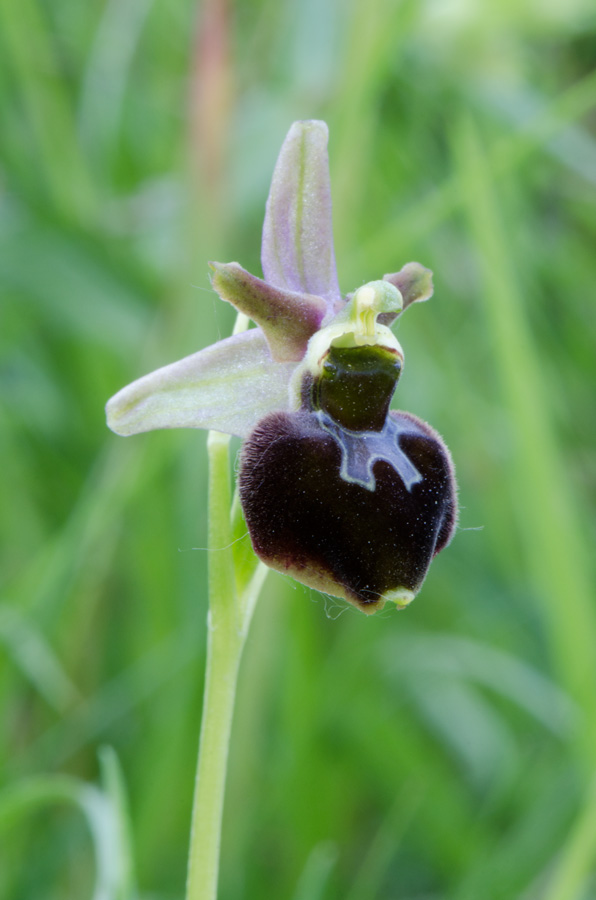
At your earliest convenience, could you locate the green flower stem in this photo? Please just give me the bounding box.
[185,429,265,900]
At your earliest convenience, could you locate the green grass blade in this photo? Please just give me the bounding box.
[453,114,596,762]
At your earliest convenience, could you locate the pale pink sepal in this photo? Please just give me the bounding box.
[261,120,341,311]
[106,329,295,439]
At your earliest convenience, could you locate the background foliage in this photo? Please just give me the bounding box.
[1,0,596,897]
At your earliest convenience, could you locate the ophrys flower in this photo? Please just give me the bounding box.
[106,120,457,614]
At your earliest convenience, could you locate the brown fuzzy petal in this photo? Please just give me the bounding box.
[378,263,434,325]
[209,261,326,361]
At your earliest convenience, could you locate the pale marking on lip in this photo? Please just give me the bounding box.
[316,411,423,493]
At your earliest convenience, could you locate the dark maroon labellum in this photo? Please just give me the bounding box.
[239,340,457,613]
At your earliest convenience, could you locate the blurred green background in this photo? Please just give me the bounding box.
[2,0,596,897]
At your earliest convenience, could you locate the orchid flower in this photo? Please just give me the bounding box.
[106,120,457,614]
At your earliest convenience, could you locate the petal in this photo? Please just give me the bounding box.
[261,120,341,311]
[106,329,295,439]
[209,261,326,362]
[381,263,434,324]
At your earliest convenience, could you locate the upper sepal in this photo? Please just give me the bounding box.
[261,120,342,312]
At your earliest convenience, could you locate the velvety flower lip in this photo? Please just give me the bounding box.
[239,407,457,614]
[105,119,432,440]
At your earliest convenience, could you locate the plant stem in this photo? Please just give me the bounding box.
[185,607,243,900]
[185,430,261,900]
